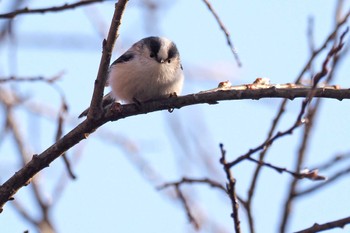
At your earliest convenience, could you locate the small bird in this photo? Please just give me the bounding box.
[79,36,184,118]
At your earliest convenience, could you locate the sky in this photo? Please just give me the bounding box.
[0,0,350,233]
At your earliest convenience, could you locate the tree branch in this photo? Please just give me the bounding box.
[87,0,128,119]
[158,177,226,193]
[1,85,350,212]
[294,216,350,233]
[219,144,241,233]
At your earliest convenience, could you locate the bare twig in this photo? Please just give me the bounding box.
[228,82,314,169]
[0,75,62,83]
[55,101,76,179]
[202,0,242,67]
[157,177,205,229]
[294,216,350,233]
[246,157,326,181]
[157,178,228,230]
[296,165,350,196]
[87,0,129,119]
[0,0,113,19]
[227,116,306,168]
[158,177,226,193]
[219,144,241,233]
[312,27,348,87]
[174,185,200,230]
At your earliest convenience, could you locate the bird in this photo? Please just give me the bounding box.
[79,36,184,118]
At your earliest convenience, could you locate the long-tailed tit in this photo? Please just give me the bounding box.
[79,36,184,117]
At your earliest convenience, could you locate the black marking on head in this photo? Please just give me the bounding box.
[168,42,179,60]
[143,37,161,59]
[112,52,134,65]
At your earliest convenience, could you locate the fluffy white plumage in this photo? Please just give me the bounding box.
[108,36,184,103]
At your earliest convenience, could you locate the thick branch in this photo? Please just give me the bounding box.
[87,0,128,119]
[1,86,350,211]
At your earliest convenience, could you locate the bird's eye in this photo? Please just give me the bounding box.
[150,53,155,58]
[167,59,171,63]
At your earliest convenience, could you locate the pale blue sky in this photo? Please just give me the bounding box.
[1,1,350,233]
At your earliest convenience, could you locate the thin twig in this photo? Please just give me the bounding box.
[296,165,350,196]
[312,27,348,87]
[157,177,227,230]
[294,216,350,233]
[55,101,76,179]
[219,144,241,233]
[158,177,226,193]
[202,0,242,67]
[175,185,200,230]
[174,185,200,230]
[246,157,326,181]
[0,75,61,83]
[0,0,113,19]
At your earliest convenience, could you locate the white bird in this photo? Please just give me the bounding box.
[79,36,184,118]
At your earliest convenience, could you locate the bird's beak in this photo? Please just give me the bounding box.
[156,55,165,63]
